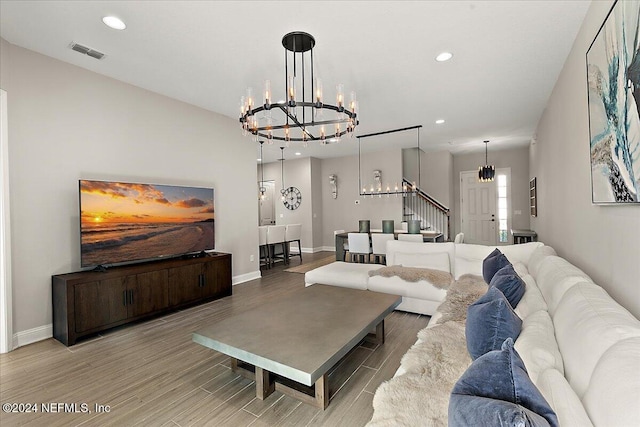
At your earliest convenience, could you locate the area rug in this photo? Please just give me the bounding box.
[283,255,336,273]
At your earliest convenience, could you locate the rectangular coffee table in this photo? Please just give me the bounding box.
[192,284,401,409]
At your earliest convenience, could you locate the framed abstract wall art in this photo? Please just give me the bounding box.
[586,0,640,204]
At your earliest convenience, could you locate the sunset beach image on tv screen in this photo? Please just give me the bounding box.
[80,180,214,267]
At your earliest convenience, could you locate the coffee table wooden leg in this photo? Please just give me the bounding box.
[375,319,385,345]
[315,374,329,410]
[255,366,275,400]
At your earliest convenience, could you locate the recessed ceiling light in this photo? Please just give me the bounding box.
[102,16,126,30]
[435,119,445,124]
[295,152,301,156]
[435,52,453,62]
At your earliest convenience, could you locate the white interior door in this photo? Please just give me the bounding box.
[460,171,496,246]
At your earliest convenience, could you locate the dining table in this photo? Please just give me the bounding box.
[335,230,444,261]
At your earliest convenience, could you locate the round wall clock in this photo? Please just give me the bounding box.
[283,186,302,210]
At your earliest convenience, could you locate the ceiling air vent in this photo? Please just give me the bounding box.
[69,42,106,60]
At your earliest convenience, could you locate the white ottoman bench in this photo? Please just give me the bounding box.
[304,261,383,290]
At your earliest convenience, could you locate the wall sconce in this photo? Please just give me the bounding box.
[329,174,338,199]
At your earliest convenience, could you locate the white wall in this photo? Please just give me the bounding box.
[1,39,259,341]
[531,1,640,318]
[452,145,531,238]
[403,148,454,208]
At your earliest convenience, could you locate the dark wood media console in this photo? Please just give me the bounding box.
[52,252,232,346]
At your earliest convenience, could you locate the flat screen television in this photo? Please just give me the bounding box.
[79,179,215,268]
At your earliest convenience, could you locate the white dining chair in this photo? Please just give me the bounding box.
[454,232,465,243]
[285,224,302,263]
[335,229,348,261]
[266,225,287,267]
[258,226,269,268]
[371,233,395,264]
[397,233,424,242]
[347,232,372,263]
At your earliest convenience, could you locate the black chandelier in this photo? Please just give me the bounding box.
[478,140,495,182]
[239,31,358,144]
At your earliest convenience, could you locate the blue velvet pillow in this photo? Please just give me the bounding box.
[449,338,558,427]
[466,286,522,360]
[482,249,511,284]
[490,264,526,308]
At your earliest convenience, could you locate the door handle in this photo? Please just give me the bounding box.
[123,290,127,306]
[128,289,134,305]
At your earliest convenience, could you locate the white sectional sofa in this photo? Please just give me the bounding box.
[305,240,543,315]
[305,241,640,426]
[362,244,640,427]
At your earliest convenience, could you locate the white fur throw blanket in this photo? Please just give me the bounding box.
[368,266,453,289]
[367,274,488,427]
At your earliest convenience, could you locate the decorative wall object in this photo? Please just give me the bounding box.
[586,0,640,204]
[329,174,338,199]
[530,177,537,217]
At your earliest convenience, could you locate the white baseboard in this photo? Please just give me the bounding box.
[232,270,261,285]
[319,246,337,252]
[13,324,52,349]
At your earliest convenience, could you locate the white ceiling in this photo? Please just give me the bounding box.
[0,1,591,163]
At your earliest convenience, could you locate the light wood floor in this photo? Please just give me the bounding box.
[0,252,430,426]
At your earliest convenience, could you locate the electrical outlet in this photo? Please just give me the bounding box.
[514,210,522,215]
[250,254,254,262]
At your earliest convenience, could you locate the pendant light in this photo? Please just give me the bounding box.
[258,141,266,200]
[478,140,495,182]
[279,147,286,201]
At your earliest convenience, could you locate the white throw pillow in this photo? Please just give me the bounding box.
[394,251,450,273]
[514,275,547,319]
[536,369,594,427]
[514,310,564,382]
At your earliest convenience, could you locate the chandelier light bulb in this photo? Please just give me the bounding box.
[315,78,323,103]
[336,84,344,109]
[264,80,271,105]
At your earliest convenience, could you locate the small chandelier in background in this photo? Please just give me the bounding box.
[478,140,495,182]
[239,32,358,145]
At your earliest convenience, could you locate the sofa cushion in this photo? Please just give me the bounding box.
[498,241,545,266]
[482,250,510,284]
[553,283,640,397]
[490,264,526,308]
[528,245,557,278]
[536,369,594,427]
[514,310,564,383]
[385,240,455,269]
[303,261,382,290]
[582,337,640,427]
[394,251,450,272]
[514,275,548,319]
[466,287,522,360]
[367,274,447,302]
[453,256,483,280]
[449,338,558,427]
[535,256,592,315]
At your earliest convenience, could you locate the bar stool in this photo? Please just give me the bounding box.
[258,226,270,268]
[266,225,287,266]
[285,224,302,263]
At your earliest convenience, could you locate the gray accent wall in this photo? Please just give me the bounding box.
[1,39,259,336]
[531,1,640,318]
